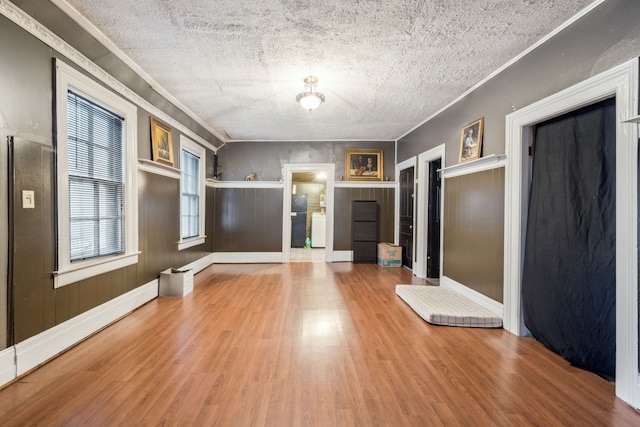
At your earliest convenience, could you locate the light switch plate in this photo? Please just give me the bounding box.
[22,190,35,209]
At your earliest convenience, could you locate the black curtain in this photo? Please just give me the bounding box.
[522,97,616,380]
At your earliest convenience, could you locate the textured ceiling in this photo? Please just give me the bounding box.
[58,0,597,143]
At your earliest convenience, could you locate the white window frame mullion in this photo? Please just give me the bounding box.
[178,135,206,250]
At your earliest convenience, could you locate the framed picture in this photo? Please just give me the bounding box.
[458,118,484,163]
[150,117,174,167]
[345,148,383,181]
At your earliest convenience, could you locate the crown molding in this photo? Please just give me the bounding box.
[0,0,219,153]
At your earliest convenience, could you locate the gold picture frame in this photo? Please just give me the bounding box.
[150,117,174,167]
[345,148,383,181]
[458,117,484,163]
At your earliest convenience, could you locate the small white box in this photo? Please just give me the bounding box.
[159,268,194,297]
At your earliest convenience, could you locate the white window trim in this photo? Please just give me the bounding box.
[178,135,206,251]
[53,60,139,288]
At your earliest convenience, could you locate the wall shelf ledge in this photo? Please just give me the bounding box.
[334,181,396,189]
[138,159,181,179]
[439,154,506,178]
[206,180,284,189]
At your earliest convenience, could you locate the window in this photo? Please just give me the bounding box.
[179,135,206,250]
[67,92,124,260]
[181,149,199,239]
[54,60,138,288]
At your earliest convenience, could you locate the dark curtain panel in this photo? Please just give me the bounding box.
[522,97,616,380]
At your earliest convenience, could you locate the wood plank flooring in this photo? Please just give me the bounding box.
[1,262,639,426]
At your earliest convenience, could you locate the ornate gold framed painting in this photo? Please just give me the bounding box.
[150,117,174,166]
[345,148,383,181]
[458,118,484,163]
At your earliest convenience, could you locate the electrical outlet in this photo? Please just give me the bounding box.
[22,190,35,209]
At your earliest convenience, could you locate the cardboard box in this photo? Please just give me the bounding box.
[159,268,194,297]
[377,243,402,267]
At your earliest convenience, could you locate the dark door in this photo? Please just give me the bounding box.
[426,159,441,277]
[399,167,414,268]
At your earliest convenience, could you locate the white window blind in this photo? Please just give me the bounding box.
[67,90,125,261]
[181,148,200,239]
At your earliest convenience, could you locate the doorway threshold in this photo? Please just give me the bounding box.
[290,248,325,263]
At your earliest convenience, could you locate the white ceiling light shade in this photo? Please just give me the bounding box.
[296,76,325,112]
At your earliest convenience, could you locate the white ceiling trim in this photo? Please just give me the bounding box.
[13,0,601,143]
[50,0,228,144]
[396,0,607,142]
[228,138,396,143]
[0,0,219,153]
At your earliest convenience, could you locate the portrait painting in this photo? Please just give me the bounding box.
[458,118,484,163]
[150,117,174,167]
[345,148,383,181]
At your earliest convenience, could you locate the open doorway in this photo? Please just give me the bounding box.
[425,158,441,278]
[522,98,616,380]
[504,59,638,407]
[282,164,334,263]
[414,144,445,280]
[290,171,327,263]
[399,166,414,269]
[396,157,417,271]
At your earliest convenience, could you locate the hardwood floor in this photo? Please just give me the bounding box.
[1,262,639,426]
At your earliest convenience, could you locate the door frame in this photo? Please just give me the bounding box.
[395,157,416,261]
[1,135,10,349]
[414,144,446,279]
[504,59,638,406]
[282,163,334,263]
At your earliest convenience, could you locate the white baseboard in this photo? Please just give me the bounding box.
[441,275,504,316]
[14,279,158,377]
[0,346,16,387]
[184,252,215,273]
[332,251,353,262]
[212,251,353,263]
[212,252,283,263]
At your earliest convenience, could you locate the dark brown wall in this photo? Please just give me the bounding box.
[3,15,215,344]
[137,171,212,283]
[212,188,283,252]
[209,186,395,253]
[11,139,56,341]
[11,152,213,343]
[443,168,504,302]
[334,187,395,250]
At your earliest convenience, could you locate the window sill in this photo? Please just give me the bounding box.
[53,252,140,288]
[178,236,206,251]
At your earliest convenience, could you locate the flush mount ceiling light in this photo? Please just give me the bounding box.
[296,76,325,112]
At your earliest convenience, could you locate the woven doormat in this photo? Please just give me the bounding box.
[396,285,502,328]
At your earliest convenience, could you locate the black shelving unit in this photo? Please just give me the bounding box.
[352,200,378,263]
